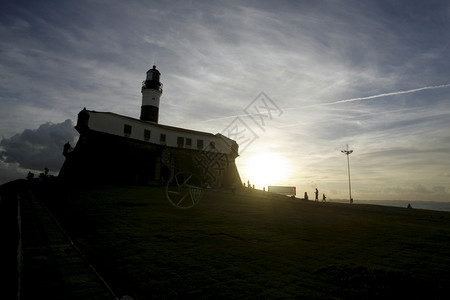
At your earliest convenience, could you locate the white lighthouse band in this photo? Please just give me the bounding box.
[140,65,163,123]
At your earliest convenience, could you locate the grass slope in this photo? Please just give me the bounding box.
[43,185,450,299]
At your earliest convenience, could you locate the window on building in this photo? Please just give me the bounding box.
[177,137,184,148]
[124,124,132,137]
[186,138,192,147]
[160,133,166,144]
[197,139,204,150]
[144,129,151,141]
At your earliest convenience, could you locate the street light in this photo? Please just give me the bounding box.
[341,144,353,204]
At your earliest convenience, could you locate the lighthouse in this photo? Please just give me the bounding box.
[140,65,163,123]
[62,65,241,188]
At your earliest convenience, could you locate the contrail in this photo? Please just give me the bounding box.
[188,83,450,126]
[323,83,450,106]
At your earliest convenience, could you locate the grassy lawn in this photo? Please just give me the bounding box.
[43,185,450,299]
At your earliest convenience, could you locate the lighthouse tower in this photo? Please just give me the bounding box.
[140,65,163,123]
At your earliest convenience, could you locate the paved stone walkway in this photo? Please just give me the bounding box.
[19,187,117,299]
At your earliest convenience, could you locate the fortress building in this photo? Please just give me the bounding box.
[59,66,241,187]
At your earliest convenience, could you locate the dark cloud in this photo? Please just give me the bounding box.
[0,119,78,182]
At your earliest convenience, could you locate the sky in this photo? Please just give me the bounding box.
[1,0,449,202]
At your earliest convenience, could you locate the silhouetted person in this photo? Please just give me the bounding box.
[304,192,308,200]
[44,168,49,176]
[315,188,319,201]
[322,193,326,202]
[407,203,412,209]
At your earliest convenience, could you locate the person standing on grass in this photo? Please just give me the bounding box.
[315,188,319,201]
[322,193,326,202]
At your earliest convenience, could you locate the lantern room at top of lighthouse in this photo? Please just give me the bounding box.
[142,65,163,93]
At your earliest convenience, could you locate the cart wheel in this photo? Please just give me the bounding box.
[166,172,203,209]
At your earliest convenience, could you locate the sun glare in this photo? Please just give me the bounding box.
[243,152,290,189]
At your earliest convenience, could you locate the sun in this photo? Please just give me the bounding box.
[243,152,290,189]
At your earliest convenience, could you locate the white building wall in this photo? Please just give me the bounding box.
[85,111,235,154]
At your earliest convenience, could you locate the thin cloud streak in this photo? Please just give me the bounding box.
[321,83,450,106]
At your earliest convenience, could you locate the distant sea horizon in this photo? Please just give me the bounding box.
[328,199,450,212]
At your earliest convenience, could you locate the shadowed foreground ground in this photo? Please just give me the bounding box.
[32,185,450,298]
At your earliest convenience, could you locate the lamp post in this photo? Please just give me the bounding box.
[341,144,353,204]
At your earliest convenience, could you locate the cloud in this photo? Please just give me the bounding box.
[322,83,450,106]
[0,119,78,183]
[0,160,26,184]
[1,0,449,202]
